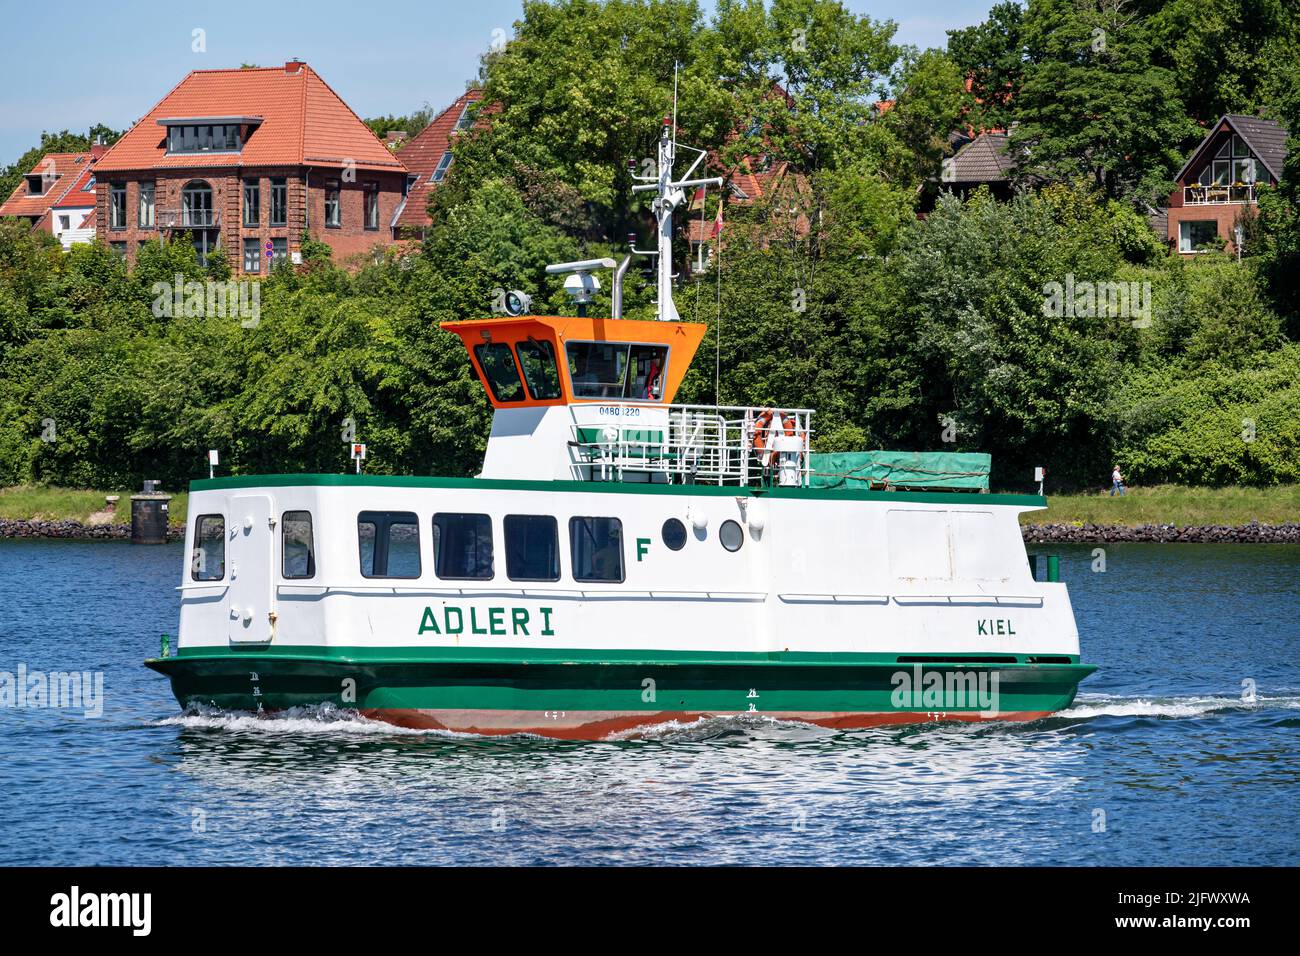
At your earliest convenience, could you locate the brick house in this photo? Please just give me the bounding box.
[91,60,408,274]
[0,145,105,246]
[1166,114,1288,256]
[392,89,486,238]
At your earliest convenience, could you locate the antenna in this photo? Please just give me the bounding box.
[631,107,722,321]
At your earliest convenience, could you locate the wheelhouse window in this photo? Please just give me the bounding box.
[138,182,155,228]
[109,184,126,230]
[474,343,526,402]
[243,238,261,274]
[270,178,287,226]
[570,517,624,583]
[358,511,421,579]
[566,342,668,400]
[191,515,225,581]
[504,515,560,582]
[324,180,341,228]
[433,513,494,580]
[282,511,315,579]
[516,339,562,400]
[243,179,260,226]
[364,182,379,231]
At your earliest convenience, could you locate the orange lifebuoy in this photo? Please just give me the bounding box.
[752,409,775,452]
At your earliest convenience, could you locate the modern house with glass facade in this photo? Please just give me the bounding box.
[91,60,408,274]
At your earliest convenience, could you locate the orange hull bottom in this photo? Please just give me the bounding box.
[359,708,1054,741]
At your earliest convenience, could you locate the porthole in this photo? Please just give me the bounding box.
[662,517,687,551]
[719,519,744,552]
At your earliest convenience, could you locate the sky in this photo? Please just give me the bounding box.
[0,0,994,167]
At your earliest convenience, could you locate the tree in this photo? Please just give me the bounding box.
[0,126,122,202]
[946,0,1026,132]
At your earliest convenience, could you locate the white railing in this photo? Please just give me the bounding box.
[1183,184,1256,205]
[569,403,814,487]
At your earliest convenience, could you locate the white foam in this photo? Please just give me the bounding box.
[1063,692,1300,720]
[154,705,463,738]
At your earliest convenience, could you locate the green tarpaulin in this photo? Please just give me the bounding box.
[809,451,991,492]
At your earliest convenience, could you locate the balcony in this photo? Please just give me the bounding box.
[157,208,221,229]
[1183,184,1256,205]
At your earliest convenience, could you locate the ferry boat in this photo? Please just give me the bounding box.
[146,118,1095,739]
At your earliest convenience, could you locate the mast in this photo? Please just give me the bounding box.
[632,119,722,322]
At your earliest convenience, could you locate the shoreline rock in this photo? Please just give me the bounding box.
[0,519,184,541]
[1021,522,1300,544]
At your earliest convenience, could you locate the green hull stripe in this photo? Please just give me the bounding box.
[147,647,1094,716]
[188,473,1046,508]
[157,644,1085,668]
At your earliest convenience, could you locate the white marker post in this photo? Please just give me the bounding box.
[208,449,219,480]
[351,443,367,475]
[1034,466,1045,496]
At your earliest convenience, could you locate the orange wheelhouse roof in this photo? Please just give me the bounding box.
[441,316,707,409]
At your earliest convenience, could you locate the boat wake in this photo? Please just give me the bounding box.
[1062,691,1300,720]
[154,704,464,738]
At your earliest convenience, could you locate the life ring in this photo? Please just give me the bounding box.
[751,409,775,453]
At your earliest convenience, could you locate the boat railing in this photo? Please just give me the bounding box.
[569,403,814,486]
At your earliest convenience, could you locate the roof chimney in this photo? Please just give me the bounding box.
[285,59,304,74]
[90,143,107,160]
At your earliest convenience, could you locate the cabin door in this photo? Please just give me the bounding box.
[227,495,275,643]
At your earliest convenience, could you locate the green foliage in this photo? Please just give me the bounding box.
[945,0,1024,132]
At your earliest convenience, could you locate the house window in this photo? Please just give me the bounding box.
[282,511,315,579]
[270,178,287,226]
[271,237,288,266]
[243,238,261,274]
[324,180,341,228]
[181,181,213,228]
[26,174,47,196]
[404,174,417,197]
[138,182,155,228]
[504,515,560,582]
[243,180,260,226]
[432,513,494,580]
[364,182,379,231]
[58,215,70,231]
[110,241,127,260]
[1179,220,1219,253]
[358,511,421,579]
[1208,134,1258,185]
[109,184,126,230]
[570,517,624,583]
[454,102,477,133]
[431,151,454,183]
[166,123,240,154]
[191,515,226,581]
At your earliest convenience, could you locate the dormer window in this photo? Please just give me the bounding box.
[453,101,478,133]
[25,174,52,196]
[158,116,260,154]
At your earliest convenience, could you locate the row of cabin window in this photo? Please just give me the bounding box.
[474,340,669,404]
[189,511,625,584]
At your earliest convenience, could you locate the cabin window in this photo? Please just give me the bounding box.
[570,516,624,583]
[516,339,562,400]
[282,511,315,579]
[474,343,526,402]
[719,519,744,552]
[504,515,560,582]
[661,517,687,551]
[358,511,421,578]
[433,513,494,580]
[191,515,225,581]
[566,342,668,400]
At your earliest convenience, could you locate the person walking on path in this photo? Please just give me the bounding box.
[1110,464,1126,497]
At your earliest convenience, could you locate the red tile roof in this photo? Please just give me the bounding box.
[393,89,485,230]
[94,62,405,173]
[52,162,97,208]
[0,152,93,219]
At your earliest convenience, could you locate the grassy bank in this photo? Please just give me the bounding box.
[0,485,189,526]
[1018,484,1300,527]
